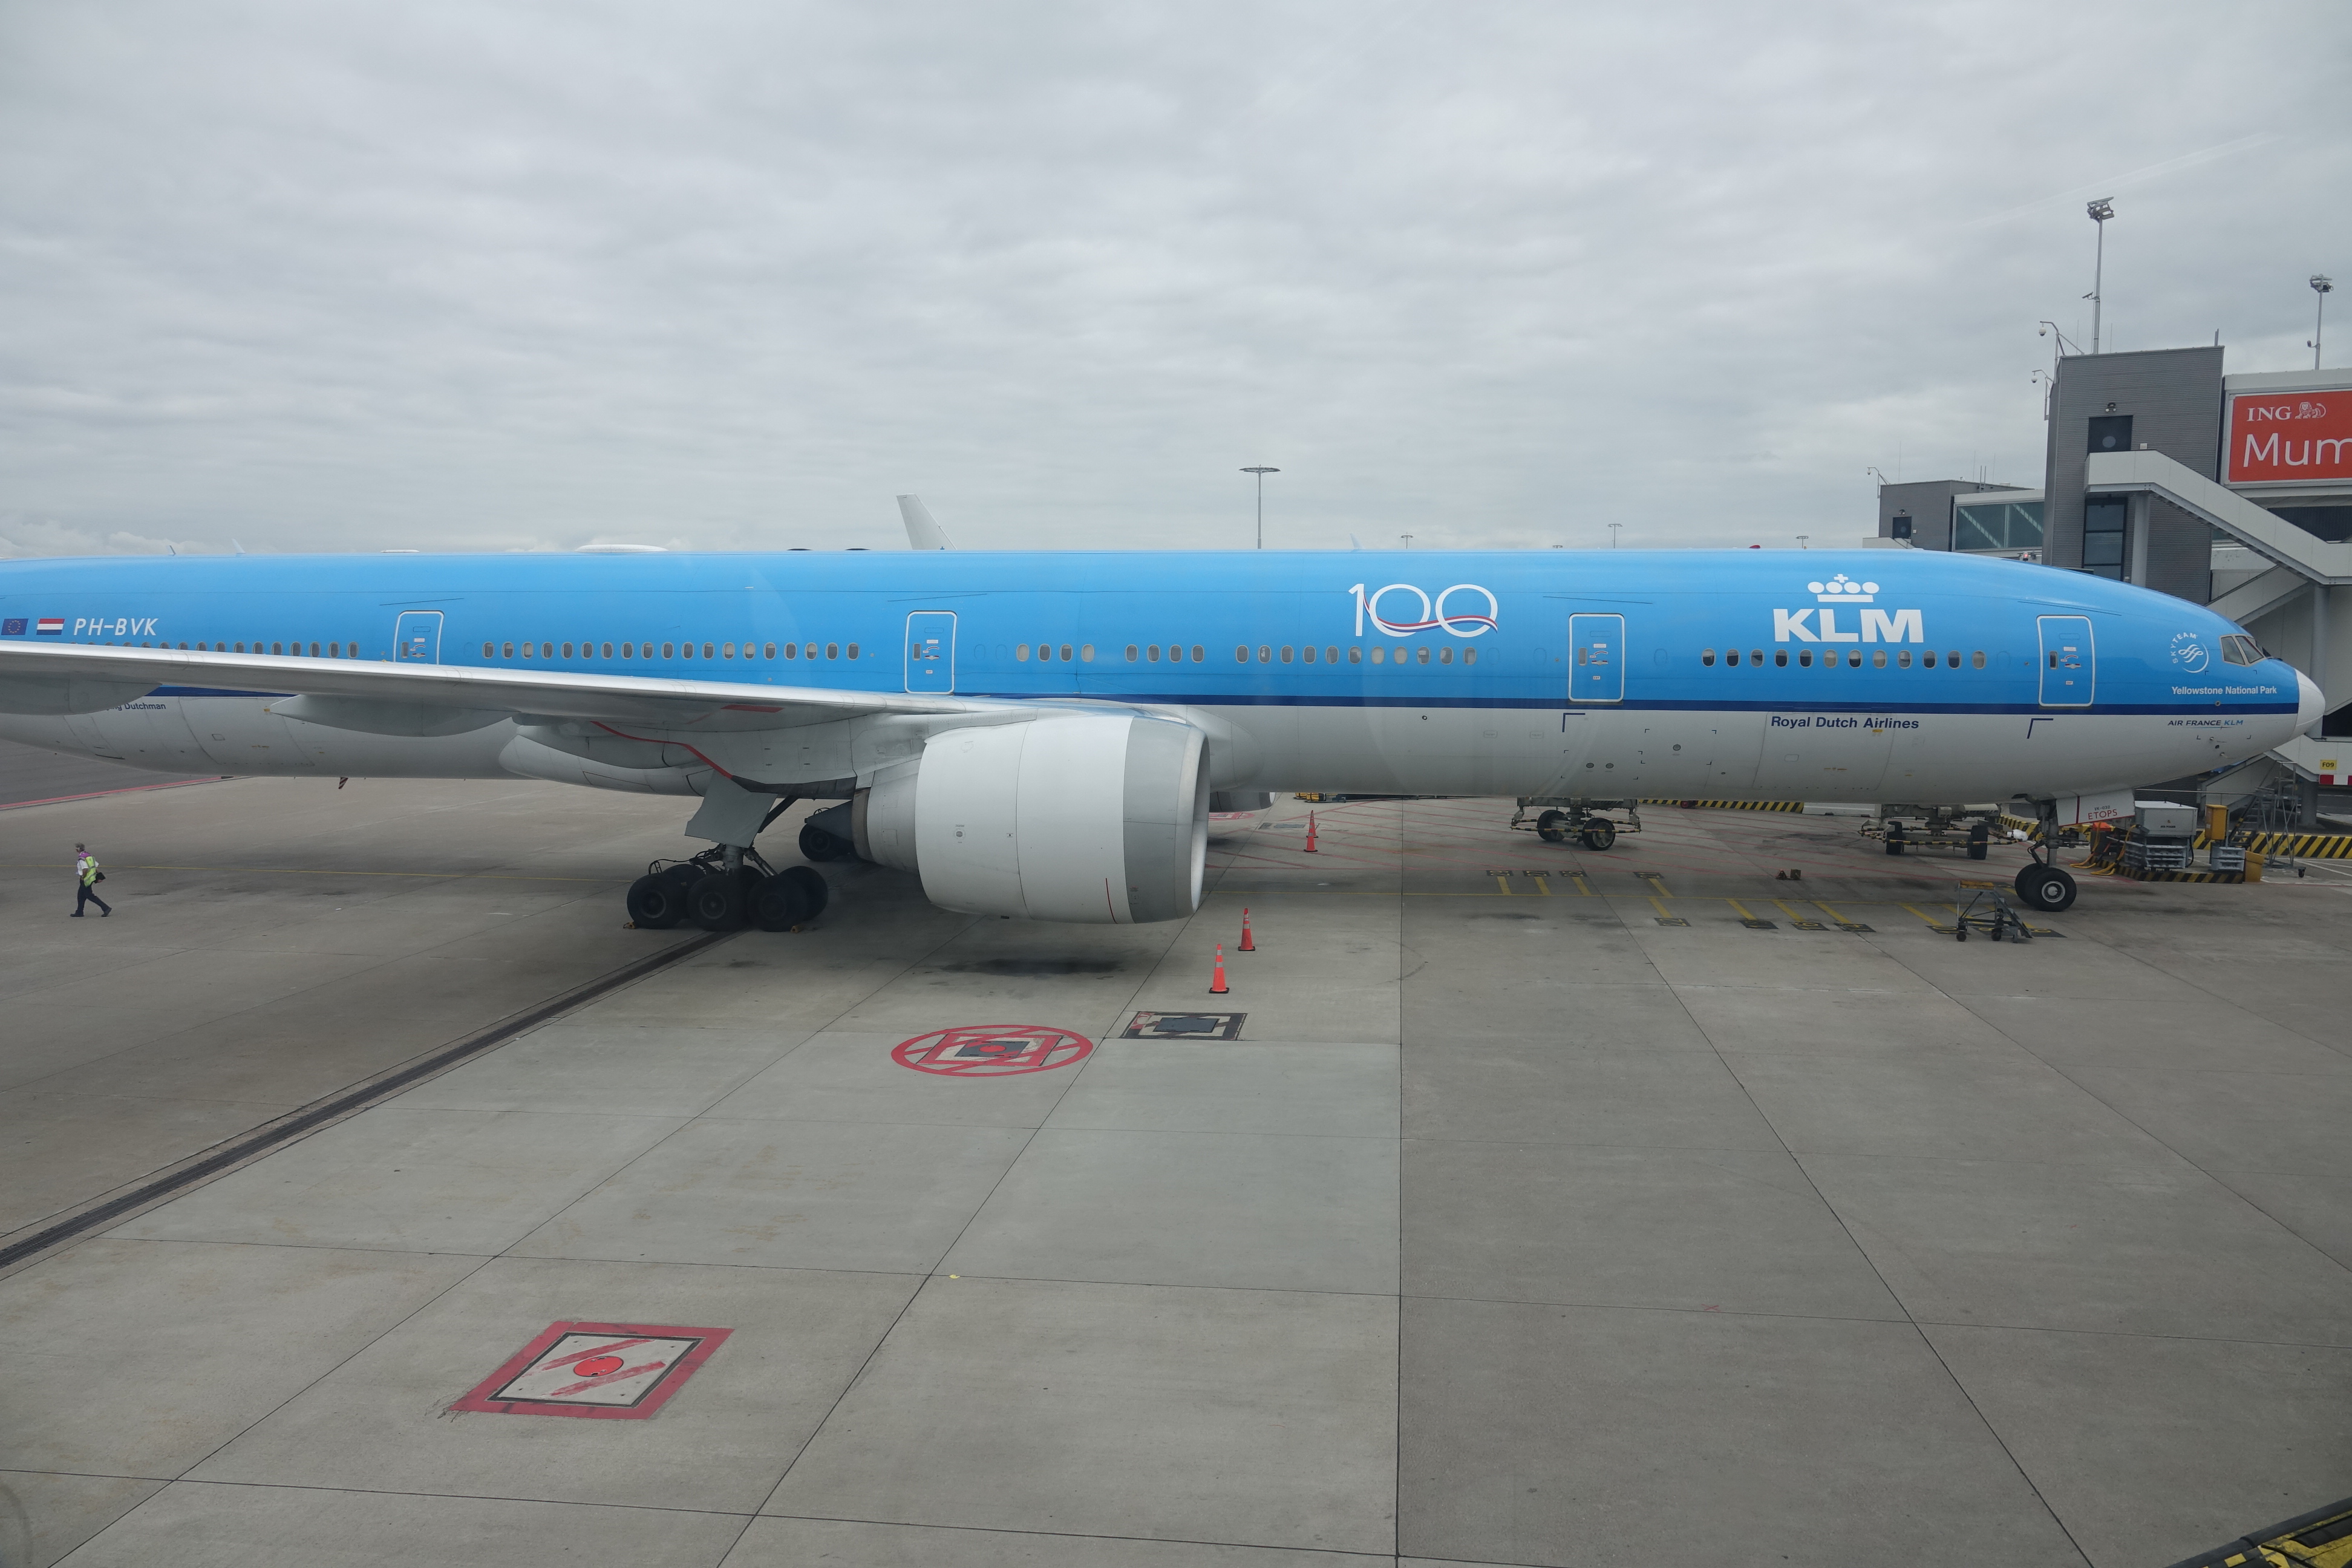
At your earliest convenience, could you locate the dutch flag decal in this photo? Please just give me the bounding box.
[35,618,65,636]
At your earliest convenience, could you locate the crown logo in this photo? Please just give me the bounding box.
[1810,573,1876,604]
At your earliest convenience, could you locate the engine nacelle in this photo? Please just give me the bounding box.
[854,714,1208,923]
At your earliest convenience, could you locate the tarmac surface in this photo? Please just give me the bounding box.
[1,742,2348,1567]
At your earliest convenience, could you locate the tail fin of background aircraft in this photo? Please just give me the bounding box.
[898,495,953,550]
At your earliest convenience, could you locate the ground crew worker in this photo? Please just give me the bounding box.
[72,842,111,918]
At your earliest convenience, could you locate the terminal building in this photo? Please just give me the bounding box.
[1878,349,2352,821]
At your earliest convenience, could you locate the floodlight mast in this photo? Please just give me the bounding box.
[1240,467,1278,549]
[2314,275,2334,370]
[2086,199,2114,353]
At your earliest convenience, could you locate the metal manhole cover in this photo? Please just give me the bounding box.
[1122,1011,1247,1040]
[449,1321,731,1420]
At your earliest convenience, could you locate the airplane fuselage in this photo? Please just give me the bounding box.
[0,547,2314,808]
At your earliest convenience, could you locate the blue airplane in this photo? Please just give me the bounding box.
[0,541,2318,920]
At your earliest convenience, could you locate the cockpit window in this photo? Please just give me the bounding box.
[2221,634,2262,666]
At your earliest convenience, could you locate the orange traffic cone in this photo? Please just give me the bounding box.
[1304,811,1318,852]
[1239,907,1256,952]
[1209,944,1230,994]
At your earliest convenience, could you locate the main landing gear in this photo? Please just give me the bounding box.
[2011,799,2078,913]
[1524,804,1632,850]
[627,848,831,933]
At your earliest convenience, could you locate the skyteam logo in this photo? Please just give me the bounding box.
[1775,577,1921,645]
[2170,631,2211,673]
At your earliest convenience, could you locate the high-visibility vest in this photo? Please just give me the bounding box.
[78,857,99,885]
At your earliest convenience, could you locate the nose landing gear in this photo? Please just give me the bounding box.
[2010,799,2078,912]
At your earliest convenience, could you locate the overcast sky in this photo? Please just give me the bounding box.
[2,1,2347,558]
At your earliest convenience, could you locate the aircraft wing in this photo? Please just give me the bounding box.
[0,641,996,730]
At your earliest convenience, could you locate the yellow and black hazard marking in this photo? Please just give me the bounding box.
[2163,1490,2352,1568]
[2091,862,2259,885]
[1639,799,1806,812]
[2232,830,2352,858]
[1725,899,1775,929]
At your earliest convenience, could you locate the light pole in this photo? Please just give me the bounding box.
[1240,467,1278,549]
[1795,534,1809,550]
[1607,523,1621,549]
[2313,275,2334,369]
[2086,198,2114,353]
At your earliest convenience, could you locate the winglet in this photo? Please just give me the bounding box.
[898,495,953,550]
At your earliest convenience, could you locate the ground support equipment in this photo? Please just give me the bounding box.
[1512,798,1642,851]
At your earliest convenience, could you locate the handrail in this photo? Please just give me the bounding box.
[2084,450,2352,586]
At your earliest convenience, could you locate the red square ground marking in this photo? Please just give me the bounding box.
[448,1321,731,1420]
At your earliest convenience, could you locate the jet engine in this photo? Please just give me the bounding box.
[851,714,1209,923]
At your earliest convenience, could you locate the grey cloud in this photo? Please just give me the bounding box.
[1,1,2346,557]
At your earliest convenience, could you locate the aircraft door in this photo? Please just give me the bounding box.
[2037,616,2094,707]
[1569,614,1624,704]
[905,612,956,694]
[394,611,443,664]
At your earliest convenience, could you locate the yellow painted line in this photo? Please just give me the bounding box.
[1492,875,1514,895]
[1647,895,1675,920]
[1570,872,1593,897]
[1528,873,1553,895]
[1811,899,1851,924]
[1772,898,1805,920]
[1637,872,1672,897]
[1899,903,1950,929]
[1726,898,1757,920]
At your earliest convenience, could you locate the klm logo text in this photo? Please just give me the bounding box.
[1772,607,1922,644]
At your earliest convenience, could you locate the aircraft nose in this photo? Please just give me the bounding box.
[2298,668,2327,731]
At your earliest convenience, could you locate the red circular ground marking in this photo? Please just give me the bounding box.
[573,1354,626,1377]
[892,1025,1095,1077]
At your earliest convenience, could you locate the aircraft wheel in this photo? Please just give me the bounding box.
[776,864,829,920]
[750,875,807,932]
[688,871,749,931]
[2016,864,2077,913]
[1535,810,1568,844]
[626,873,685,930]
[800,822,852,862]
[1579,819,1617,851]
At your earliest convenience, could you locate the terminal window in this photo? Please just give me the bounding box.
[1953,500,2044,553]
[2082,498,2127,580]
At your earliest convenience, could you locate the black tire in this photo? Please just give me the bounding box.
[1535,809,1567,844]
[688,871,749,931]
[1579,819,1616,851]
[777,864,829,920]
[1955,927,1967,942]
[626,872,686,930]
[750,876,808,932]
[2016,864,2077,913]
[800,822,851,862]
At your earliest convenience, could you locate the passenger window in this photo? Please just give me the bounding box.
[1348,646,1362,664]
[540,642,550,659]
[327,642,338,658]
[1703,649,1716,666]
[1235,645,1249,662]
[482,642,492,657]
[1416,646,1430,664]
[782,642,795,659]
[522,642,534,659]
[560,642,572,658]
[826,643,839,659]
[683,642,695,659]
[601,642,613,658]
[1302,645,1316,664]
[1972,650,1985,668]
[235,642,245,653]
[1727,649,1740,666]
[1464,647,1476,665]
[1774,649,1788,667]
[1371,647,1386,664]
[1898,650,1912,668]
[805,644,817,659]
[1056,644,1068,661]
[1080,644,1094,662]
[1847,650,1863,667]
[1126,644,1139,662]
[849,643,860,659]
[1146,644,1160,662]
[1922,651,1936,668]
[1872,650,1886,668]
[1751,650,1763,665]
[1017,644,1030,661]
[1257,645,1271,663]
[1947,651,1959,668]
[1439,646,1452,664]
[722,643,735,659]
[1799,648,1814,667]
[1191,645,1205,663]
[1280,646,1293,663]
[704,642,716,659]
[1327,646,1340,664]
